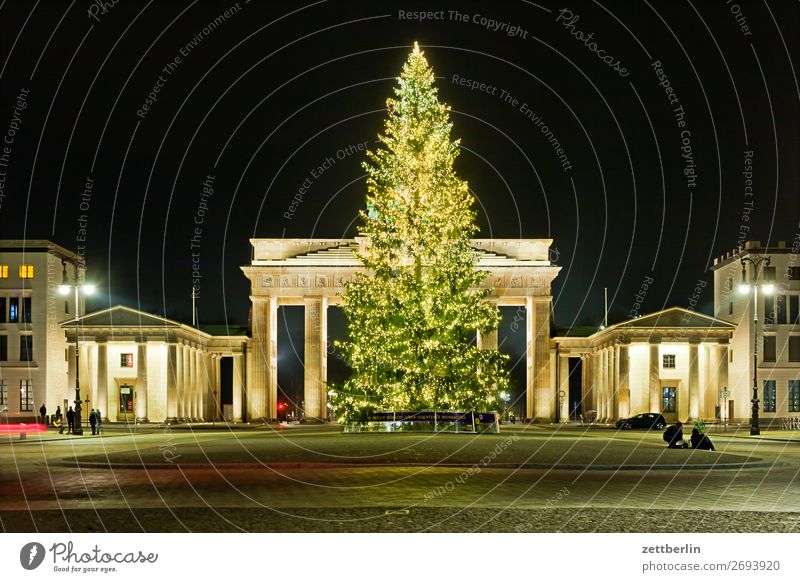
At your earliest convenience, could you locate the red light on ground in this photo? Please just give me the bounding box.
[0,423,47,434]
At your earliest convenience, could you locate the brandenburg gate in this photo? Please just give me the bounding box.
[242,238,561,421]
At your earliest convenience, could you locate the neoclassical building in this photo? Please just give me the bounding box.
[2,238,797,425]
[241,238,560,421]
[61,306,248,423]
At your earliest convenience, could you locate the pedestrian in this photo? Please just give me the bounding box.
[96,410,102,435]
[89,409,97,435]
[510,412,516,424]
[39,403,47,425]
[663,421,687,448]
[55,406,63,433]
[66,406,75,435]
[690,427,715,451]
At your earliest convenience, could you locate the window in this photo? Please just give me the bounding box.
[19,335,32,361]
[789,266,800,281]
[120,353,134,367]
[662,354,676,369]
[791,295,800,325]
[776,295,787,324]
[765,295,775,325]
[662,386,677,413]
[730,349,734,363]
[0,297,5,323]
[21,297,31,323]
[763,336,776,362]
[18,264,34,279]
[0,379,6,406]
[19,380,32,411]
[790,380,800,413]
[729,301,733,316]
[0,265,7,278]
[9,298,18,323]
[0,335,6,361]
[764,266,776,281]
[790,336,800,362]
[763,380,776,412]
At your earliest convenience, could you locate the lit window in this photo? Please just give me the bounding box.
[19,379,33,412]
[18,265,34,279]
[662,354,676,369]
[120,353,134,367]
[790,381,800,413]
[9,298,18,323]
[0,265,8,278]
[763,380,776,412]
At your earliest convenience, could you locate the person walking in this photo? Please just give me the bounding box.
[89,409,97,435]
[66,406,75,435]
[95,410,102,435]
[39,403,47,425]
[55,406,63,433]
[690,427,715,451]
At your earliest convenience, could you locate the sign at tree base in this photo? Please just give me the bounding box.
[342,411,499,434]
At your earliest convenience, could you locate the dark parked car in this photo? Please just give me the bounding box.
[615,413,667,430]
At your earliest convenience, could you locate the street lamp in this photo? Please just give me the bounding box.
[58,264,95,436]
[737,253,772,436]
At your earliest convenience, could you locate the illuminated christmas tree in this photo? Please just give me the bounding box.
[332,43,509,423]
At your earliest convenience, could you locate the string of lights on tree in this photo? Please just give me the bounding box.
[331,43,510,423]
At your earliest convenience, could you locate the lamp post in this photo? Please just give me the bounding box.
[58,264,95,436]
[737,253,773,436]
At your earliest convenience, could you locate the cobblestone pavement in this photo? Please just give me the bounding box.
[1,426,798,532]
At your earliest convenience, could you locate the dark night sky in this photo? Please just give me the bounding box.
[1,1,798,407]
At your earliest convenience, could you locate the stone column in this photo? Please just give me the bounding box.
[618,343,630,418]
[593,351,601,419]
[611,344,619,419]
[189,346,198,421]
[526,297,535,420]
[166,344,178,423]
[558,354,570,422]
[582,353,593,414]
[214,355,223,422]
[174,343,183,421]
[203,352,212,421]
[601,347,609,421]
[688,340,700,421]
[526,298,552,421]
[718,344,729,420]
[182,343,191,421]
[135,340,148,422]
[304,297,328,420]
[195,349,204,421]
[79,343,91,411]
[96,341,108,422]
[649,341,660,413]
[250,297,278,421]
[232,353,244,422]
